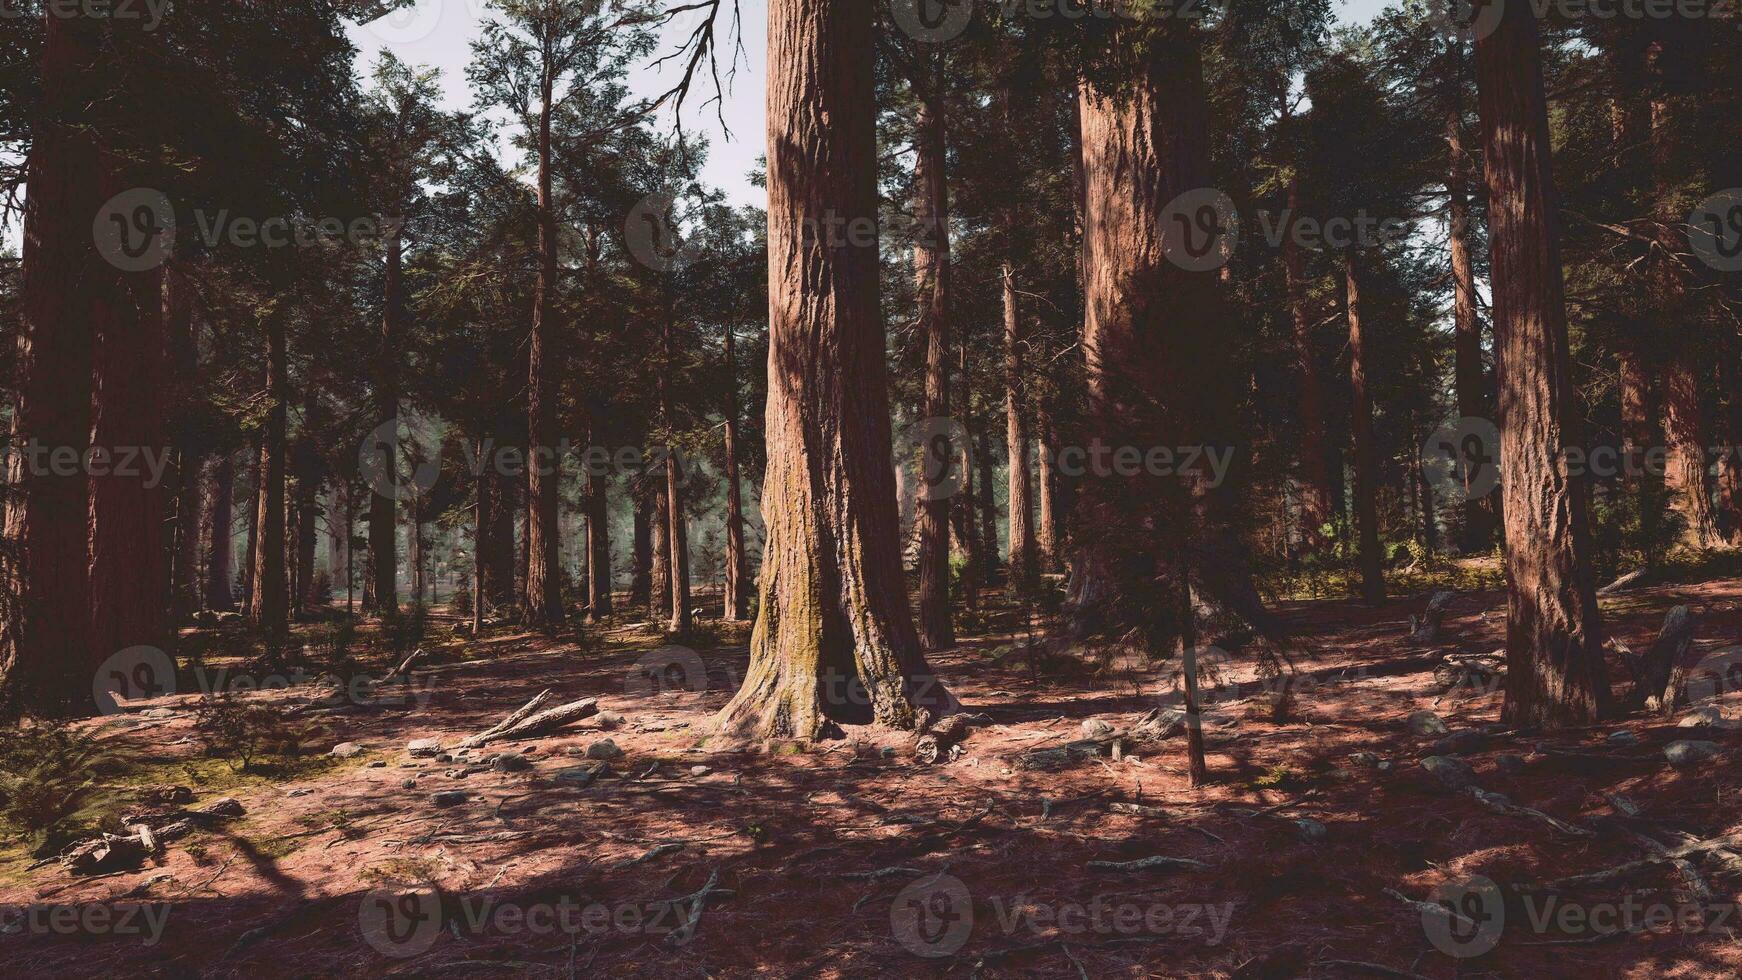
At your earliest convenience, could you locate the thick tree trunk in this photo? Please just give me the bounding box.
[249,311,289,636]
[1003,261,1037,592]
[1282,175,1334,546]
[1345,254,1386,605]
[715,0,954,738]
[524,79,564,629]
[722,327,749,622]
[1662,353,1716,549]
[631,492,653,608]
[1475,0,1612,728]
[203,452,235,611]
[913,82,955,651]
[0,17,97,717]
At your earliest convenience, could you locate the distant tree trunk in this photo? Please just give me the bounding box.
[721,326,749,622]
[1618,344,1656,496]
[243,446,260,609]
[1035,404,1062,573]
[408,496,424,609]
[913,78,955,651]
[370,229,403,618]
[1662,354,1716,549]
[976,426,998,574]
[292,391,319,616]
[165,264,201,626]
[328,489,346,602]
[249,311,289,635]
[1475,0,1611,728]
[1003,261,1037,592]
[715,0,954,738]
[473,441,488,633]
[631,492,653,609]
[1720,358,1742,545]
[651,484,671,616]
[203,453,235,611]
[1344,254,1385,605]
[1446,60,1498,553]
[953,341,980,613]
[0,17,97,717]
[488,460,517,612]
[586,465,613,621]
[666,454,691,634]
[524,72,564,629]
[1282,173,1334,546]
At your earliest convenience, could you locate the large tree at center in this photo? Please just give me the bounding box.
[1474,1,1611,728]
[715,0,953,739]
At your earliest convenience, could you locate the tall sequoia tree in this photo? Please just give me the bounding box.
[715,0,954,738]
[1474,0,1611,727]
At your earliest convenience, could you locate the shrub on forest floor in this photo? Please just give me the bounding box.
[193,694,321,772]
[0,723,103,841]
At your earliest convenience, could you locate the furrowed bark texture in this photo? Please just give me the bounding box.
[716,0,953,739]
[913,81,955,652]
[1476,2,1611,728]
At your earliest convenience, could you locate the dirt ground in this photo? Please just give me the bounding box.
[5,577,1741,979]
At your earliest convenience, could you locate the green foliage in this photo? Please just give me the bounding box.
[192,694,319,773]
[0,723,102,840]
[383,602,430,657]
[1591,486,1685,582]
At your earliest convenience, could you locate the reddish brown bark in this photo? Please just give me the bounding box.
[913,81,955,651]
[248,311,289,636]
[722,326,749,622]
[203,452,235,611]
[0,17,97,717]
[1475,0,1611,728]
[1283,174,1334,545]
[1002,261,1036,591]
[650,483,671,616]
[1344,254,1385,605]
[1446,63,1498,553]
[524,69,564,629]
[630,491,652,608]
[585,465,613,621]
[1617,344,1656,495]
[1662,353,1716,549]
[1035,404,1061,574]
[715,0,953,738]
[369,229,402,617]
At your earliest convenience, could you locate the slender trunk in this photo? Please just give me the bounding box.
[976,425,997,575]
[1002,261,1037,591]
[408,497,424,608]
[1618,344,1656,495]
[953,340,979,613]
[1345,254,1385,605]
[1475,0,1611,728]
[722,326,749,621]
[666,454,691,633]
[1447,74,1498,554]
[525,75,564,628]
[166,263,200,625]
[1662,354,1716,548]
[651,483,671,616]
[0,17,97,717]
[631,492,653,608]
[913,78,955,651]
[249,311,288,635]
[716,0,954,738]
[1035,405,1061,573]
[586,463,613,620]
[370,230,402,617]
[1720,357,1742,545]
[1283,174,1334,544]
[293,391,319,615]
[488,457,516,611]
[203,452,235,611]
[242,447,259,609]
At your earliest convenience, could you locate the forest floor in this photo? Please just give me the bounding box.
[4,569,1742,979]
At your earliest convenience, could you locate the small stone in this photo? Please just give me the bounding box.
[595,711,626,731]
[1295,818,1329,843]
[585,739,624,761]
[142,707,177,719]
[1679,707,1724,729]
[401,779,417,789]
[493,753,532,772]
[1606,731,1642,748]
[880,747,897,759]
[430,791,467,807]
[286,788,313,798]
[689,765,711,776]
[1348,752,1383,768]
[1407,711,1449,737]
[1429,730,1488,756]
[407,738,442,758]
[554,763,607,788]
[1422,755,1477,792]
[1665,740,1720,768]
[367,760,387,768]
[330,742,365,759]
[1495,754,1528,776]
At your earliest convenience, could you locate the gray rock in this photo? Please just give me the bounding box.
[1678,707,1725,729]
[594,711,626,731]
[286,787,314,798]
[330,742,365,759]
[366,760,387,768]
[430,791,467,807]
[585,739,624,761]
[142,707,177,719]
[1081,719,1117,739]
[1348,752,1383,768]
[1665,741,1721,768]
[689,765,711,776]
[1606,731,1642,748]
[1430,730,1488,756]
[401,779,417,789]
[1495,754,1528,776]
[1408,711,1449,737]
[407,738,442,758]
[1422,755,1477,792]
[1295,818,1329,843]
[493,753,532,772]
[554,762,608,788]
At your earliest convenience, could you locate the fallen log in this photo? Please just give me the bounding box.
[455,690,557,748]
[459,694,598,748]
[1409,591,1457,645]
[382,647,430,683]
[1624,606,1697,714]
